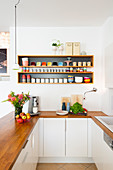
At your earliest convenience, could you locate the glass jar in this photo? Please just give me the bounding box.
[22,58,28,66]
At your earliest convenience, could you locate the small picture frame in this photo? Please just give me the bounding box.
[0,48,9,76]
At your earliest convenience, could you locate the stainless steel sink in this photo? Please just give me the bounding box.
[95,116,113,132]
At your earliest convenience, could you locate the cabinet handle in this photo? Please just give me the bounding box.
[109,143,113,148]
[65,119,66,131]
[23,140,28,149]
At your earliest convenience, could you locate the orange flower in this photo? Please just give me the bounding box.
[8,94,12,99]
[18,94,23,99]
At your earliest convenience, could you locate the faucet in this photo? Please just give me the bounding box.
[83,87,97,100]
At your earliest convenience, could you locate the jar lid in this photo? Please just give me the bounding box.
[27,75,31,78]
[22,75,26,78]
[22,58,28,61]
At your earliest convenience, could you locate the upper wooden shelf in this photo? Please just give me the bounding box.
[18,55,94,58]
[19,66,93,68]
[18,72,93,74]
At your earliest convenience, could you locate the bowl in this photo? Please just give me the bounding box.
[84,77,90,83]
[75,77,83,83]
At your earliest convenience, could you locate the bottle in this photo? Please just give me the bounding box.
[22,75,26,83]
[62,102,66,110]
[27,75,31,83]
[67,102,70,112]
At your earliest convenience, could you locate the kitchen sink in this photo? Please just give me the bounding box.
[95,116,113,132]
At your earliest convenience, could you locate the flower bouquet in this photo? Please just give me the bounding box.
[2,91,30,118]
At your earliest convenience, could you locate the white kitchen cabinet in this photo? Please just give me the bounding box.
[44,118,65,157]
[24,120,39,163]
[103,136,113,170]
[38,118,44,157]
[12,121,39,170]
[105,43,113,88]
[92,120,104,170]
[66,118,88,157]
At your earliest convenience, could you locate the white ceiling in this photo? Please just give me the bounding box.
[0,0,113,30]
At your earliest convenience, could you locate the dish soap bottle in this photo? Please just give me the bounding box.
[67,102,70,112]
[62,102,66,110]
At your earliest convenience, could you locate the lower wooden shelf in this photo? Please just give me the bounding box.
[17,72,94,84]
[18,82,93,84]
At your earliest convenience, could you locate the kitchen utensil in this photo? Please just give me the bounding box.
[31,62,36,66]
[28,96,40,115]
[22,58,28,66]
[58,62,63,66]
[84,77,90,83]
[78,62,82,66]
[75,77,83,83]
[87,62,91,66]
[52,62,58,66]
[68,75,74,83]
[37,62,41,66]
[47,62,52,66]
[42,62,46,66]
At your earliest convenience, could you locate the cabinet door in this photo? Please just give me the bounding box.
[66,118,87,157]
[38,118,44,157]
[24,121,39,163]
[103,139,113,170]
[12,121,39,170]
[92,120,104,170]
[44,118,65,157]
[105,43,113,88]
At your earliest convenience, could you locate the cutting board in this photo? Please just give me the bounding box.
[61,97,70,109]
[71,95,83,106]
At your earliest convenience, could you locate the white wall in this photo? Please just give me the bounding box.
[101,17,113,115]
[0,27,103,117]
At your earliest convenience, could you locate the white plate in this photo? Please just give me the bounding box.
[56,110,68,115]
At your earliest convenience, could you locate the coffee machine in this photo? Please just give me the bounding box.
[28,96,40,115]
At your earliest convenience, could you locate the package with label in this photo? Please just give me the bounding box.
[65,42,73,55]
[72,42,80,55]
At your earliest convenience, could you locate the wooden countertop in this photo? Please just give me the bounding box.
[39,111,105,118]
[0,110,112,170]
[0,112,39,170]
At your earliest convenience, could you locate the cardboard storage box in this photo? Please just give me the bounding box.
[72,42,80,55]
[65,42,73,55]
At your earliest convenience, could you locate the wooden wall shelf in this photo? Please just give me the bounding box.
[18,72,93,74]
[18,82,94,84]
[17,55,94,84]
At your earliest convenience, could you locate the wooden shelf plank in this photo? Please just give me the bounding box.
[18,72,94,74]
[18,54,94,58]
[18,82,93,84]
[19,66,94,68]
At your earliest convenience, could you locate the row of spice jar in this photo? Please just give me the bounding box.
[22,75,68,83]
[22,58,92,67]
[22,75,91,83]
[20,67,88,73]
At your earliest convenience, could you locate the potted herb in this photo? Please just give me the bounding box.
[52,40,58,54]
[57,40,64,54]
[52,39,64,54]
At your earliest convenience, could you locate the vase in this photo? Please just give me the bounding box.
[52,46,57,54]
[59,46,64,55]
[15,106,23,118]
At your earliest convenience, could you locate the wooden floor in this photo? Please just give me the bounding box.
[36,163,98,170]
